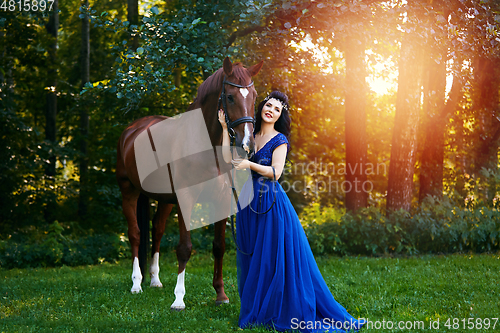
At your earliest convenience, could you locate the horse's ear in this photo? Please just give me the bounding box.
[247,60,264,77]
[223,57,233,76]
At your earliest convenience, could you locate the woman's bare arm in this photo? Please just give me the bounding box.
[232,143,287,180]
[218,109,232,163]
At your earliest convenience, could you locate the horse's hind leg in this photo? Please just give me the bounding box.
[150,202,173,288]
[171,206,192,311]
[213,219,229,305]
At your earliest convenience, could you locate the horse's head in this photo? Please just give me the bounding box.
[221,57,263,160]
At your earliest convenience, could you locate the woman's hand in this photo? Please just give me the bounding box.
[232,158,250,170]
[218,109,228,130]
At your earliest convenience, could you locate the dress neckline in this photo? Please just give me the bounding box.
[254,132,280,155]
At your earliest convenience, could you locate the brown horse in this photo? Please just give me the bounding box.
[116,57,263,310]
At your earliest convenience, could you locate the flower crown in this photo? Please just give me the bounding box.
[263,94,289,112]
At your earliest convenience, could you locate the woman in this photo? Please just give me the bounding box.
[218,91,365,332]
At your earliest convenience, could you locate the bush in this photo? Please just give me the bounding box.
[301,199,500,256]
[0,221,129,269]
[0,220,237,269]
[159,222,236,254]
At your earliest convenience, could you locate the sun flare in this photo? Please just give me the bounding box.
[293,37,399,96]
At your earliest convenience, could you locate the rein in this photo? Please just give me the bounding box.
[217,76,277,256]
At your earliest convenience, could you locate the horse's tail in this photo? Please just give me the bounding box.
[137,193,150,283]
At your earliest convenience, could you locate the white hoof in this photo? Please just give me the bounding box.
[170,300,185,311]
[170,306,185,312]
[131,285,143,294]
[150,280,163,288]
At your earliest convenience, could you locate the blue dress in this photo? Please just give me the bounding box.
[236,133,365,333]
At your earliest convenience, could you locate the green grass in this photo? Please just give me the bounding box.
[1,251,499,332]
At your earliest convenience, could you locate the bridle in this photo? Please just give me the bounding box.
[218,76,277,256]
[217,75,256,139]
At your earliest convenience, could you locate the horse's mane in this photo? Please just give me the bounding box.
[196,62,250,105]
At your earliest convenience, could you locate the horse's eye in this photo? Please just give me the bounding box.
[227,95,234,103]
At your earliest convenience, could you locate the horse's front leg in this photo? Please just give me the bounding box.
[171,206,192,311]
[119,186,142,294]
[213,218,229,305]
[150,202,173,288]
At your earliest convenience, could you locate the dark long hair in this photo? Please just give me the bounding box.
[254,91,291,142]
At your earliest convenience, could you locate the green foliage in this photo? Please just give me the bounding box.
[160,223,235,255]
[302,199,500,256]
[81,0,267,112]
[0,222,129,269]
[0,219,238,269]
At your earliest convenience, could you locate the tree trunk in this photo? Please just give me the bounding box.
[473,57,500,173]
[344,34,368,212]
[473,57,500,203]
[175,67,182,87]
[386,6,424,213]
[420,68,463,202]
[419,44,447,201]
[127,0,139,51]
[44,0,59,223]
[79,0,90,218]
[0,27,13,106]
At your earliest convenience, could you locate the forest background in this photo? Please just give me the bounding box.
[1,0,500,268]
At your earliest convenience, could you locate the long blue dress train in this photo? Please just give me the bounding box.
[236,133,365,333]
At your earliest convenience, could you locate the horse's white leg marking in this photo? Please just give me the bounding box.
[149,252,163,288]
[170,269,186,310]
[131,257,143,293]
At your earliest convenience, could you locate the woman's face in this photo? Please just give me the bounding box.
[260,98,283,125]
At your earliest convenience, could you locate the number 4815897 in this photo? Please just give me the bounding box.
[1,0,55,11]
[444,318,498,330]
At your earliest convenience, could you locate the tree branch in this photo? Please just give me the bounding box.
[224,20,269,48]
[224,2,313,48]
